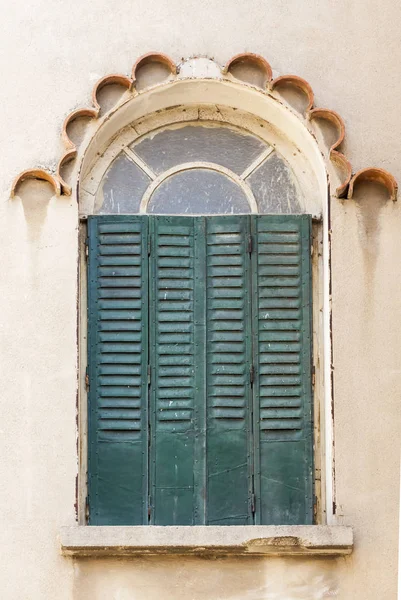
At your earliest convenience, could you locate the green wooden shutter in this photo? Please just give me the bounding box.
[87,216,149,525]
[149,216,204,525]
[252,215,313,525]
[148,215,255,525]
[205,216,253,525]
[87,214,313,526]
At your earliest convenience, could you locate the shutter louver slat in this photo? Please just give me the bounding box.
[88,216,148,525]
[252,215,313,525]
[206,216,252,525]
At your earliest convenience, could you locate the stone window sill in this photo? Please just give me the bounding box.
[60,525,353,557]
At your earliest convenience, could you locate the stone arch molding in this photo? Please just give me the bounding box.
[10,51,397,205]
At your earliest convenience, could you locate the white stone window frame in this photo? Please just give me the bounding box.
[77,100,329,532]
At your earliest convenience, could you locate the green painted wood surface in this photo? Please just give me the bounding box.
[87,216,149,525]
[205,216,253,525]
[88,214,313,526]
[251,215,313,525]
[149,217,199,525]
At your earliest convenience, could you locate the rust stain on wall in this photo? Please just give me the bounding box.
[20,179,52,243]
[354,181,387,313]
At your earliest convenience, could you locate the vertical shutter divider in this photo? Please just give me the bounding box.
[141,216,150,526]
[193,217,207,524]
[87,217,99,523]
[245,215,256,524]
[244,216,256,524]
[251,215,262,525]
[148,215,155,524]
[300,216,314,521]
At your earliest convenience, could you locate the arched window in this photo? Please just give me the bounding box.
[85,115,314,526]
[13,51,395,554]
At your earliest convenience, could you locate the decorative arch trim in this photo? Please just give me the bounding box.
[10,51,397,202]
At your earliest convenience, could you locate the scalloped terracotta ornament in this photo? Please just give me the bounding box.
[62,108,99,150]
[92,74,132,113]
[330,152,353,198]
[132,52,176,91]
[271,75,314,113]
[348,168,398,201]
[308,108,353,196]
[11,169,61,198]
[224,53,272,88]
[10,52,397,202]
[309,108,345,152]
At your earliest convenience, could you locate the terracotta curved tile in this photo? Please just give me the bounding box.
[131,52,176,84]
[11,169,61,198]
[309,108,351,197]
[57,149,78,195]
[330,151,352,198]
[61,108,99,150]
[223,52,273,83]
[53,108,100,195]
[11,73,132,199]
[92,74,132,113]
[309,108,345,152]
[271,75,314,112]
[348,167,398,201]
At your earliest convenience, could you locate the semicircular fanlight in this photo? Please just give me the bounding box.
[94,121,305,216]
[147,168,252,215]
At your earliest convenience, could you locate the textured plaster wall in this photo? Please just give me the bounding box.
[0,1,400,599]
[330,190,401,598]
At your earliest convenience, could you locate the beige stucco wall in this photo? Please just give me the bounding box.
[1,1,400,598]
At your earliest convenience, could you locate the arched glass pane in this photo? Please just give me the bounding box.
[95,153,151,214]
[147,169,251,215]
[247,153,303,214]
[131,125,268,176]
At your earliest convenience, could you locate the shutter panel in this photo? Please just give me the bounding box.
[149,216,205,525]
[205,216,253,524]
[252,215,313,525]
[87,216,149,525]
[87,214,313,526]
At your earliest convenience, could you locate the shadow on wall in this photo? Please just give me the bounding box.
[354,181,388,257]
[72,555,342,600]
[18,179,53,244]
[353,180,391,317]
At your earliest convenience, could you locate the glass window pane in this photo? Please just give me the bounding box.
[131,125,268,175]
[247,153,303,214]
[95,153,151,214]
[147,169,251,215]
